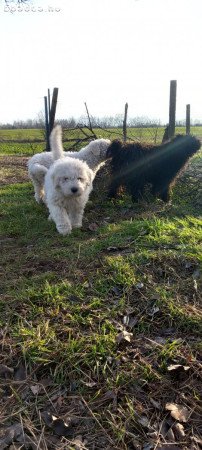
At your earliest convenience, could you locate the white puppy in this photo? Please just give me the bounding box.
[28,126,110,203]
[44,156,94,235]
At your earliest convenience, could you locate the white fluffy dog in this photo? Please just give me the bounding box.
[28,126,110,203]
[44,156,94,236]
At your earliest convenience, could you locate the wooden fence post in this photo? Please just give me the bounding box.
[49,87,59,134]
[44,96,49,150]
[168,80,177,139]
[186,104,190,135]
[123,102,128,142]
[48,88,51,124]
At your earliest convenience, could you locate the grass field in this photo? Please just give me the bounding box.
[1,126,202,156]
[0,130,202,449]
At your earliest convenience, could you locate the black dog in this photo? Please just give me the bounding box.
[106,135,201,202]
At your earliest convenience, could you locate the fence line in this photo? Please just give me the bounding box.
[0,80,198,154]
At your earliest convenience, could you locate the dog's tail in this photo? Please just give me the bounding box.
[50,125,64,160]
[106,140,123,158]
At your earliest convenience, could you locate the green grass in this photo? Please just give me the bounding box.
[1,126,202,156]
[0,150,202,448]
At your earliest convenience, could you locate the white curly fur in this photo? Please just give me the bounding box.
[28,125,110,203]
[44,156,94,236]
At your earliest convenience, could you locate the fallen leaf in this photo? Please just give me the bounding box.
[42,411,74,437]
[0,364,14,378]
[135,282,144,289]
[149,305,160,316]
[0,423,23,449]
[50,418,74,437]
[165,403,190,422]
[116,330,133,344]
[30,384,41,395]
[167,364,190,381]
[138,416,150,428]
[167,364,190,372]
[150,397,161,409]
[166,427,176,442]
[72,435,88,450]
[88,223,98,231]
[173,422,185,440]
[81,380,97,387]
[191,436,202,446]
[159,419,175,442]
[128,316,138,328]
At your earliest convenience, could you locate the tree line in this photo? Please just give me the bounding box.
[0,115,201,130]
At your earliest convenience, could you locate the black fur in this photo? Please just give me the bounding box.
[107,135,201,203]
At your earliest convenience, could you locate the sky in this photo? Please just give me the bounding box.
[0,0,202,124]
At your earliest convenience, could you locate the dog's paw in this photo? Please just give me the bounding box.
[34,192,45,203]
[72,221,82,229]
[34,193,42,203]
[56,223,72,235]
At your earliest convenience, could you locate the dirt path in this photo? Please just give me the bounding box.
[0,155,29,185]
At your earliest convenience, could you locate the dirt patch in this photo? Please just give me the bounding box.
[0,155,29,185]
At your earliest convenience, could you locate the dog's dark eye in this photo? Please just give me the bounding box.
[78,177,83,181]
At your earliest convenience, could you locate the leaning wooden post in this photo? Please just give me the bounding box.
[168,80,177,139]
[186,104,190,135]
[44,96,49,150]
[84,102,93,131]
[49,87,59,135]
[123,102,128,142]
[48,88,51,124]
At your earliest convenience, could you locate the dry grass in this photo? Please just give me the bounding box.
[0,152,201,450]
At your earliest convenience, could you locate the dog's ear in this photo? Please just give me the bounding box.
[88,141,101,156]
[106,140,122,158]
[91,147,101,156]
[51,173,61,189]
[86,167,94,186]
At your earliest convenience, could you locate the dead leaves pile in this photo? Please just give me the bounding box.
[0,363,89,449]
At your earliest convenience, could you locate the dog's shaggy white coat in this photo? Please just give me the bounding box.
[28,125,110,203]
[44,156,94,235]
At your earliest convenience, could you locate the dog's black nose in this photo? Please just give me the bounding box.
[71,187,78,193]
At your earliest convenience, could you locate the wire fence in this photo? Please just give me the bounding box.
[1,123,202,157]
